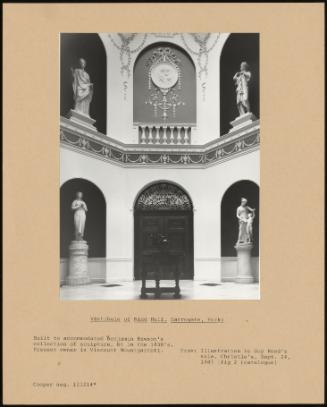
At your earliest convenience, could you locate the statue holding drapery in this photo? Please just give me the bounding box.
[233,61,251,116]
[236,197,255,244]
[71,58,93,116]
[71,191,88,240]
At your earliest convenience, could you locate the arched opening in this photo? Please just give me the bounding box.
[134,181,194,280]
[60,178,106,259]
[220,34,259,135]
[133,42,196,126]
[221,180,259,257]
[60,33,107,134]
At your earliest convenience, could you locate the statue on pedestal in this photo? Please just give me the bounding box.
[233,61,251,116]
[71,58,93,117]
[67,191,90,286]
[236,197,255,244]
[234,197,256,284]
[71,191,88,240]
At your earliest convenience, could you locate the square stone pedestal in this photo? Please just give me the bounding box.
[229,112,256,132]
[67,240,90,286]
[67,109,96,131]
[234,242,254,284]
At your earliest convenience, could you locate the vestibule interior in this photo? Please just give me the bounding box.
[60,32,260,298]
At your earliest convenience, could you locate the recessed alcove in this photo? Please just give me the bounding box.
[221,180,259,257]
[59,32,260,298]
[60,178,106,285]
[220,180,259,282]
[60,33,107,134]
[220,33,259,135]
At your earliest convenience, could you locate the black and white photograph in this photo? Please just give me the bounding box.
[60,32,260,300]
[4,4,324,404]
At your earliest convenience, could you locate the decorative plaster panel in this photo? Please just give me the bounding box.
[60,117,260,168]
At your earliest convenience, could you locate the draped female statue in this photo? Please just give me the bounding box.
[71,191,88,240]
[71,58,93,116]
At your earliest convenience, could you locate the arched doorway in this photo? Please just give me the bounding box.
[221,180,259,257]
[134,182,194,280]
[60,178,106,259]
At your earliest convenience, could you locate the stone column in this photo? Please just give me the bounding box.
[234,242,254,283]
[67,240,90,285]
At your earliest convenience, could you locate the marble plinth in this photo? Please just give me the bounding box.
[229,112,256,132]
[67,109,96,131]
[234,242,254,284]
[67,240,90,286]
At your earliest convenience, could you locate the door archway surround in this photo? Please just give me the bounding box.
[134,182,194,280]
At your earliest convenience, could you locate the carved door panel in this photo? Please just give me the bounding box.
[140,215,163,254]
[134,211,193,280]
[135,214,163,279]
[134,182,194,280]
[165,214,193,279]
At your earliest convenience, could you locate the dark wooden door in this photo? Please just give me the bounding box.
[134,211,194,280]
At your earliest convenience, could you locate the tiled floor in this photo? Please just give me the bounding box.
[60,280,260,300]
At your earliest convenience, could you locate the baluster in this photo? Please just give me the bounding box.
[148,126,154,144]
[173,126,178,144]
[162,126,167,144]
[140,126,146,144]
[185,127,191,144]
[155,127,161,144]
[151,127,157,144]
[184,127,188,144]
[176,126,182,144]
[146,127,150,144]
[181,127,186,144]
[167,126,171,144]
[183,127,187,144]
[181,126,186,144]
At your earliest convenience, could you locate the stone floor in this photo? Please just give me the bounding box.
[60,280,260,300]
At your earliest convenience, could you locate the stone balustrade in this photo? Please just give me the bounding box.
[138,124,192,145]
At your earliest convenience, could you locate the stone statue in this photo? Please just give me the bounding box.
[71,191,88,240]
[71,58,93,116]
[236,197,255,244]
[246,212,255,243]
[233,61,251,116]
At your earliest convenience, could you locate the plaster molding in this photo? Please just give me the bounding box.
[60,117,260,168]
